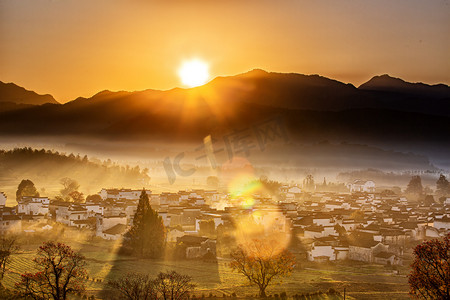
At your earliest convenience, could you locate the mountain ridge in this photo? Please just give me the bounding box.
[0,70,449,148]
[359,74,450,98]
[0,81,58,105]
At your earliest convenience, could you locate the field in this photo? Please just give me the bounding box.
[2,233,411,300]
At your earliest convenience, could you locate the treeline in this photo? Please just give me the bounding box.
[0,147,150,195]
[337,168,442,188]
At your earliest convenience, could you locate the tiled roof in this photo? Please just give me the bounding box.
[103,224,127,235]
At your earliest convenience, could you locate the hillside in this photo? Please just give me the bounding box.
[0,71,449,149]
[359,74,450,98]
[0,81,58,109]
[0,148,150,202]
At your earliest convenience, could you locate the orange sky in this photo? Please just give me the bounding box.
[1,0,449,103]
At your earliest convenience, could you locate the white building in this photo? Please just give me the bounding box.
[101,224,128,240]
[0,215,21,233]
[348,240,388,263]
[433,215,450,231]
[347,180,375,193]
[84,203,103,216]
[308,242,335,262]
[96,214,127,239]
[99,188,151,200]
[313,214,335,227]
[54,203,88,227]
[0,192,7,207]
[18,197,49,216]
[285,186,302,200]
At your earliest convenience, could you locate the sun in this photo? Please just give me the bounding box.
[178,59,209,87]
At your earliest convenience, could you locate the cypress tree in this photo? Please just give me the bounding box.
[123,189,165,258]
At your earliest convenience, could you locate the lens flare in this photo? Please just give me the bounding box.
[223,158,291,257]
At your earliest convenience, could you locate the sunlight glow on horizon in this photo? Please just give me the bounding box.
[178,59,210,88]
[1,1,449,102]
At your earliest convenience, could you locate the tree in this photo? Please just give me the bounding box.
[260,178,282,194]
[206,176,219,188]
[86,194,102,202]
[405,176,423,196]
[422,195,435,206]
[59,178,80,199]
[108,272,156,300]
[16,179,39,200]
[436,174,450,198]
[122,190,165,258]
[153,271,195,300]
[15,241,86,300]
[0,235,19,280]
[408,234,449,299]
[68,191,84,203]
[303,175,315,192]
[230,239,295,297]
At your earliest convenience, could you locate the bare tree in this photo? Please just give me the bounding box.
[108,272,157,300]
[0,235,19,280]
[230,239,295,297]
[153,271,195,300]
[59,178,80,200]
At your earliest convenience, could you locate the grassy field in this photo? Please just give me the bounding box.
[2,235,411,299]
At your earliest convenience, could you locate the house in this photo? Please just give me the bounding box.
[336,218,358,231]
[54,202,71,224]
[308,241,335,262]
[324,201,343,211]
[99,188,150,200]
[84,202,103,216]
[17,197,49,216]
[96,214,127,238]
[160,193,181,206]
[433,215,450,230]
[102,223,128,240]
[423,226,441,238]
[72,217,96,230]
[334,244,349,260]
[182,207,201,226]
[177,235,216,259]
[304,226,325,239]
[64,205,88,227]
[380,229,407,245]
[347,180,375,193]
[0,192,7,207]
[285,186,302,200]
[348,238,388,263]
[373,251,402,265]
[312,213,334,227]
[0,215,21,233]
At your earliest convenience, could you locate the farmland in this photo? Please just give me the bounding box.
[2,234,411,300]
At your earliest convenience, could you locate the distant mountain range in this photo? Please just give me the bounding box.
[0,70,449,148]
[209,70,450,115]
[0,81,58,112]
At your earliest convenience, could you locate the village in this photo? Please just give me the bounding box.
[1,179,449,266]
